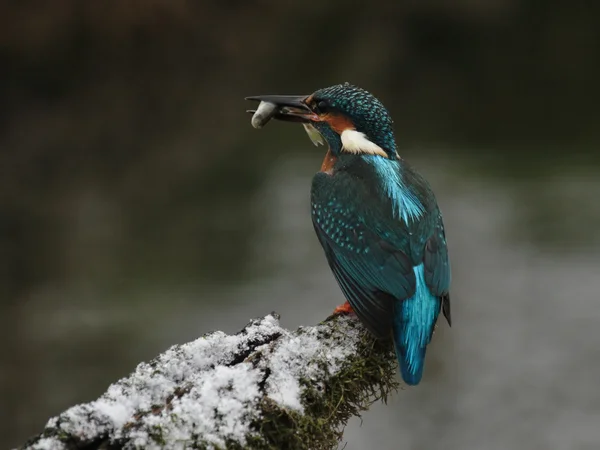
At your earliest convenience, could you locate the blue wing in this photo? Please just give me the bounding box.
[423,217,452,325]
[313,219,414,339]
[311,167,452,338]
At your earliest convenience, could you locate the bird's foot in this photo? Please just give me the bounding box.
[333,301,354,315]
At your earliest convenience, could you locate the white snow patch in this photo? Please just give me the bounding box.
[32,314,282,449]
[27,437,64,450]
[161,364,260,447]
[262,318,361,412]
[45,417,58,428]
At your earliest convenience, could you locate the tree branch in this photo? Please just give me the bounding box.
[21,313,398,450]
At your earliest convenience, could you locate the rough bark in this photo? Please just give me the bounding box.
[20,313,398,450]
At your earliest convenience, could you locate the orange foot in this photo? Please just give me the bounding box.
[333,301,354,315]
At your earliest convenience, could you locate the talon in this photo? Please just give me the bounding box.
[333,301,354,315]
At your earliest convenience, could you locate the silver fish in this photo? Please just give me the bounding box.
[250,101,279,129]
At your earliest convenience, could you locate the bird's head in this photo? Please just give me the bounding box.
[247,83,397,159]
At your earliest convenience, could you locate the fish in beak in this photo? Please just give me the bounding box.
[245,94,319,128]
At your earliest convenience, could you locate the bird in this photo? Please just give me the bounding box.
[246,83,451,385]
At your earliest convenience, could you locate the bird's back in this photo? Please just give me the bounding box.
[311,153,450,384]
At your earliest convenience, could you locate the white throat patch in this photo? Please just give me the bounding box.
[340,130,388,158]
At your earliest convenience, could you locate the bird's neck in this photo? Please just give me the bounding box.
[319,152,427,225]
[362,155,426,224]
[320,149,337,174]
[313,122,398,159]
[320,151,402,178]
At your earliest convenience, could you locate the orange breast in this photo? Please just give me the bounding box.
[320,149,337,174]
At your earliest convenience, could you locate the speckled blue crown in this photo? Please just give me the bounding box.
[313,83,397,155]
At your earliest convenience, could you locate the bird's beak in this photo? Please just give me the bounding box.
[245,94,319,123]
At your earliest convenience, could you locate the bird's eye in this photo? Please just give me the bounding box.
[316,100,328,112]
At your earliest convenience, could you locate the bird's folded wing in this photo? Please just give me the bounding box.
[312,214,416,339]
[423,217,452,325]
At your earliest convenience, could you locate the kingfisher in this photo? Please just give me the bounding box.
[247,83,451,385]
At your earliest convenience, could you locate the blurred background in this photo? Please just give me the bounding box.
[1,1,599,449]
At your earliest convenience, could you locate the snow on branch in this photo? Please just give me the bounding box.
[20,313,398,450]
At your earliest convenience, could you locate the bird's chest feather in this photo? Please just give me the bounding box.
[320,149,337,175]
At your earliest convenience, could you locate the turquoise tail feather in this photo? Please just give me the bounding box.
[393,264,441,385]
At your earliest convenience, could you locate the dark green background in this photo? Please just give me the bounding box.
[1,1,599,448]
